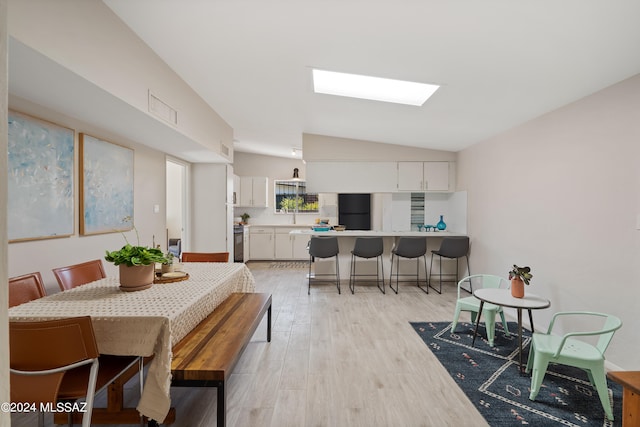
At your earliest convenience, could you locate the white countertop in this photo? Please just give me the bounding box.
[242,224,316,228]
[290,229,466,237]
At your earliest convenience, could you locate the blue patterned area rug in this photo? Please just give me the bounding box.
[411,321,622,427]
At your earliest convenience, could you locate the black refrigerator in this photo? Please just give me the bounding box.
[338,194,371,230]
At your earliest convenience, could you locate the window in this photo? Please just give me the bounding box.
[274,180,319,214]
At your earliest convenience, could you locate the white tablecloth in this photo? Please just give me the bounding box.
[8,262,256,422]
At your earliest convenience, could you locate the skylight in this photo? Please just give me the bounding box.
[312,69,439,106]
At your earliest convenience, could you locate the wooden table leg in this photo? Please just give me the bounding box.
[54,361,176,425]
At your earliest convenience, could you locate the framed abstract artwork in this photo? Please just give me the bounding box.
[80,133,134,235]
[7,110,75,242]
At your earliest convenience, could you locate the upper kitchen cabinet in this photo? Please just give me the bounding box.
[238,176,269,207]
[397,161,453,192]
[233,174,240,205]
[306,162,398,193]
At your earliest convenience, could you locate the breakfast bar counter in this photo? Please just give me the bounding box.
[290,229,466,237]
[290,229,467,281]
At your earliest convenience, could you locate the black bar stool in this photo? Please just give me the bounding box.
[308,236,340,294]
[428,236,470,294]
[389,237,428,294]
[349,237,385,294]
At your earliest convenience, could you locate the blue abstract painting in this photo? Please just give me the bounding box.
[8,111,75,242]
[80,134,134,235]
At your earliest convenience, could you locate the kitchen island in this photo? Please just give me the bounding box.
[291,229,466,238]
[290,229,468,285]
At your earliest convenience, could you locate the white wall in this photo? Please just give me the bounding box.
[166,160,184,241]
[190,164,232,253]
[7,96,168,295]
[303,133,456,161]
[6,0,236,293]
[457,74,640,370]
[0,0,10,423]
[8,0,233,155]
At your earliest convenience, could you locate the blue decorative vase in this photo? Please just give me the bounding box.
[436,215,447,231]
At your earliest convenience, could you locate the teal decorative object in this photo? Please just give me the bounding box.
[436,215,447,230]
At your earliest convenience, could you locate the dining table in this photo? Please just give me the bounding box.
[8,262,256,424]
[471,288,551,374]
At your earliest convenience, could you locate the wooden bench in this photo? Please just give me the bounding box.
[170,292,272,426]
[608,371,640,427]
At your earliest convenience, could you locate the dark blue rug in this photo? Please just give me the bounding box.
[411,321,622,427]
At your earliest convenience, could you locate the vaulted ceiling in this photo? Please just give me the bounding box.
[22,1,640,160]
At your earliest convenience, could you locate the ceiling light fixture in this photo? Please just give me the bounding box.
[312,69,439,106]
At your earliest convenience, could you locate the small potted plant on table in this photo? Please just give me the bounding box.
[105,217,168,291]
[508,265,532,298]
[161,252,175,274]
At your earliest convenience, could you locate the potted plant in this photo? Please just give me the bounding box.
[508,265,532,298]
[104,217,168,291]
[161,251,175,274]
[240,212,250,225]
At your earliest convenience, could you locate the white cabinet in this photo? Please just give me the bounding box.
[251,227,310,260]
[292,234,310,259]
[274,232,292,259]
[252,176,268,207]
[233,174,240,205]
[397,161,451,192]
[238,176,268,207]
[306,162,397,193]
[397,162,424,191]
[249,227,274,259]
[306,161,453,193]
[275,227,310,260]
[239,176,252,206]
[423,162,450,191]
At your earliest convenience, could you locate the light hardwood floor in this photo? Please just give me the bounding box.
[12,261,488,427]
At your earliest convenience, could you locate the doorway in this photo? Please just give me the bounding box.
[166,159,187,255]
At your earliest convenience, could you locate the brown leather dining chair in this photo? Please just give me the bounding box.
[9,272,47,307]
[10,316,144,427]
[181,252,229,262]
[52,259,107,291]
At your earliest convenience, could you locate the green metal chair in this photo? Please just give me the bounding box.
[525,311,622,420]
[451,274,510,346]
